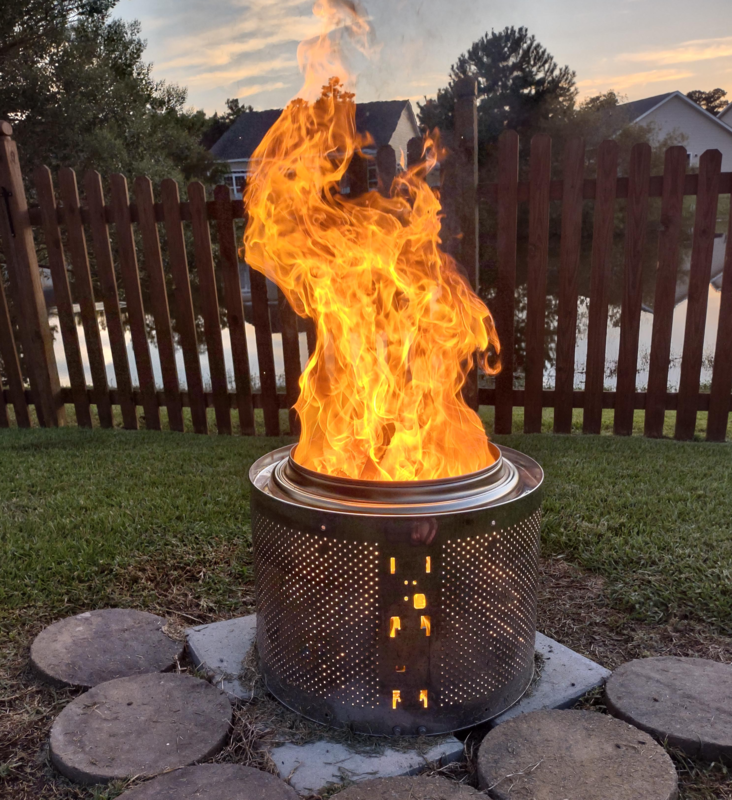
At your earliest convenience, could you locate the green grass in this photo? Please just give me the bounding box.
[0,414,730,635]
[0,421,290,624]
[498,433,732,633]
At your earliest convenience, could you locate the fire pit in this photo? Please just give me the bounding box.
[241,0,545,738]
[250,442,542,736]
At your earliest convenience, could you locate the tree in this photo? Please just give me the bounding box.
[0,0,115,63]
[201,97,254,150]
[0,0,219,185]
[419,26,577,150]
[686,88,728,115]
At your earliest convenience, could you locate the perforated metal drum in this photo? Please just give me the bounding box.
[249,443,543,736]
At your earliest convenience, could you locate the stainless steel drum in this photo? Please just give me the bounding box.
[249,443,543,736]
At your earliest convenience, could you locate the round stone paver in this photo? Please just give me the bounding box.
[31,608,184,688]
[477,709,678,800]
[606,656,732,761]
[117,764,298,799]
[50,672,232,784]
[331,776,484,799]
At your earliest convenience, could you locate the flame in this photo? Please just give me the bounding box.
[243,0,500,482]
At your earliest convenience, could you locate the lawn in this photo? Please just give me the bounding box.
[1,415,730,632]
[0,416,731,799]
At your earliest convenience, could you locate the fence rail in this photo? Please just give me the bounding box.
[1,92,731,442]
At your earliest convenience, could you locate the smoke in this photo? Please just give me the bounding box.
[296,0,381,99]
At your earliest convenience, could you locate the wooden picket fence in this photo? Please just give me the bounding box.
[1,80,731,441]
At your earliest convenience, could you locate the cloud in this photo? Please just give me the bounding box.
[235,81,289,98]
[143,0,318,104]
[182,56,299,87]
[158,22,317,71]
[577,68,694,96]
[618,37,732,66]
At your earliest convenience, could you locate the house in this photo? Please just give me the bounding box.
[210,99,421,199]
[719,102,732,129]
[605,91,732,170]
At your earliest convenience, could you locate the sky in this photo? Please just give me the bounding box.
[114,0,732,114]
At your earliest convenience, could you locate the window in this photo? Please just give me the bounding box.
[224,172,247,199]
[367,162,378,190]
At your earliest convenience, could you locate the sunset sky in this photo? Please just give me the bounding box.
[114,0,732,114]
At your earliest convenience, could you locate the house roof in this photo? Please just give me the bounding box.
[603,91,732,137]
[210,100,413,161]
[210,109,282,161]
[719,102,732,126]
[354,100,412,148]
[617,92,676,124]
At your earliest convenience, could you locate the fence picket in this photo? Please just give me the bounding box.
[0,368,7,426]
[644,147,687,438]
[376,144,397,197]
[583,140,619,434]
[213,184,255,435]
[134,176,183,432]
[188,182,231,434]
[160,179,208,434]
[494,130,519,434]
[615,143,652,436]
[554,138,585,434]
[249,266,280,436]
[305,318,317,357]
[524,134,552,434]
[108,174,160,430]
[58,168,114,428]
[84,170,137,429]
[407,137,423,169]
[279,288,302,435]
[454,77,480,411]
[0,123,63,426]
[0,276,30,426]
[707,203,732,441]
[675,149,723,439]
[34,166,92,427]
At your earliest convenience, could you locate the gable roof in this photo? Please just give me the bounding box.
[719,102,732,127]
[210,100,414,161]
[605,90,732,137]
[618,92,676,124]
[210,109,282,161]
[354,100,412,148]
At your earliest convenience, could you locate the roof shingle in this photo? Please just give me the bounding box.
[210,100,411,160]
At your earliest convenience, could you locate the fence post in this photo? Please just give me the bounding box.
[0,121,64,426]
[453,76,480,411]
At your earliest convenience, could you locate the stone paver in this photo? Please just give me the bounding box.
[117,763,298,799]
[491,632,611,726]
[50,673,231,784]
[31,608,183,688]
[606,656,732,761]
[271,738,464,796]
[186,615,257,700]
[477,709,678,800]
[331,775,484,798]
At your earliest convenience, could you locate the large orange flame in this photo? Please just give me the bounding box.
[243,0,500,481]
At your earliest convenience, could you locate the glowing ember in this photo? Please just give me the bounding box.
[243,0,500,481]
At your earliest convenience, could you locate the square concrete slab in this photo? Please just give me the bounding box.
[186,615,257,701]
[490,632,611,727]
[271,738,465,796]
